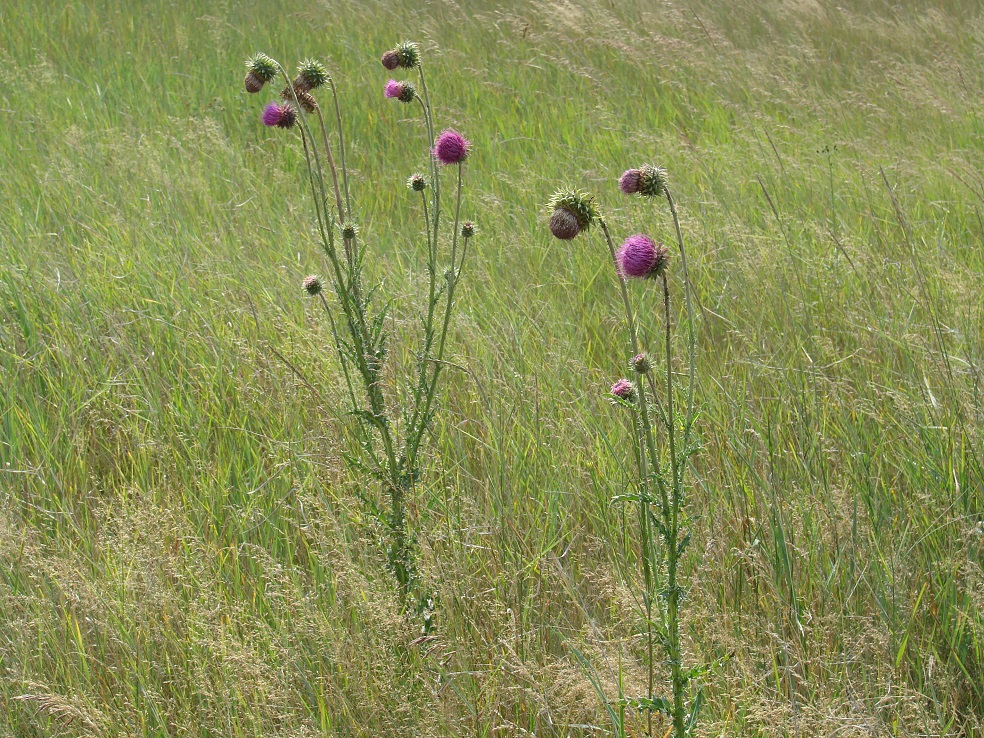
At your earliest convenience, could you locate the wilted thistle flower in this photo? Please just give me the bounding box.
[281,84,317,113]
[244,53,277,93]
[610,378,637,403]
[381,49,400,70]
[433,129,470,165]
[407,173,427,191]
[461,221,476,238]
[262,102,297,129]
[617,234,669,279]
[618,165,668,199]
[630,353,651,374]
[341,222,358,240]
[546,189,598,240]
[385,79,417,103]
[294,59,329,92]
[302,275,323,296]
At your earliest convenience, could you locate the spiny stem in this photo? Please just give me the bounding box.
[327,78,351,220]
[407,161,464,470]
[661,271,685,738]
[665,188,698,441]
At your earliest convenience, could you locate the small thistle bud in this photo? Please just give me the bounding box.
[395,41,420,69]
[546,189,598,240]
[302,275,323,296]
[407,173,427,191]
[617,235,669,279]
[630,353,651,374]
[460,221,476,238]
[244,53,277,93]
[381,49,400,70]
[619,165,667,199]
[610,378,637,403]
[341,222,358,240]
[262,102,297,129]
[294,59,329,92]
[281,85,317,113]
[385,79,416,103]
[433,129,470,165]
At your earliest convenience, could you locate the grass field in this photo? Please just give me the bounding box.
[1,0,983,735]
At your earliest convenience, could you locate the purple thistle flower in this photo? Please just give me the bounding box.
[302,275,323,296]
[610,378,637,403]
[630,353,651,374]
[385,79,416,103]
[433,129,470,165]
[262,102,297,129]
[619,165,668,198]
[616,234,669,279]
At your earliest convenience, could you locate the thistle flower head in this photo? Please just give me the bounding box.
[546,189,598,240]
[294,59,329,92]
[341,222,358,240]
[630,353,651,374]
[619,165,667,199]
[461,221,476,238]
[407,173,427,191]
[433,129,470,165]
[262,102,297,129]
[302,275,323,296]
[281,84,317,113]
[244,53,277,93]
[394,41,420,68]
[381,50,400,70]
[616,234,669,279]
[385,79,417,103]
[610,378,637,403]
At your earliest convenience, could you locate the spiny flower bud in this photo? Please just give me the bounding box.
[341,222,358,240]
[294,59,329,92]
[630,353,651,374]
[617,235,669,279]
[281,84,317,113]
[262,102,298,129]
[302,275,322,296]
[407,173,427,191]
[619,165,667,199]
[461,221,475,238]
[546,189,598,240]
[244,53,277,93]
[385,79,417,103]
[610,378,637,403]
[394,41,420,69]
[381,50,400,70]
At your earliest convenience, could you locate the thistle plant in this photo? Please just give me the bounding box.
[243,45,474,616]
[547,166,701,737]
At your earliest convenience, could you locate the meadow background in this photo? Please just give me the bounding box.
[1,0,982,735]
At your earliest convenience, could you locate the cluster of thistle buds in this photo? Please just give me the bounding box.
[245,54,332,129]
[546,165,672,403]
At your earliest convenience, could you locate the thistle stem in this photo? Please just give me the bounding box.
[661,271,685,738]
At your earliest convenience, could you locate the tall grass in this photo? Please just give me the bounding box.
[0,0,981,735]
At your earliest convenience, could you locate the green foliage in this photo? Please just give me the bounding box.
[0,0,981,736]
